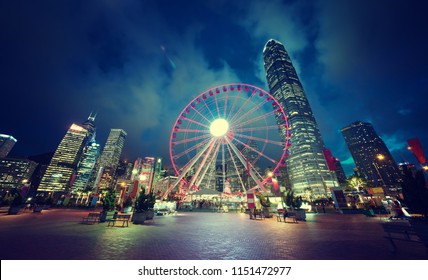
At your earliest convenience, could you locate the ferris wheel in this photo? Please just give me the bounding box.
[162,83,291,199]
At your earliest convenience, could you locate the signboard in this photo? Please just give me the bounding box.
[367,187,384,195]
[247,192,255,209]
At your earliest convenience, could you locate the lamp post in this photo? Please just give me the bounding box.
[372,154,388,194]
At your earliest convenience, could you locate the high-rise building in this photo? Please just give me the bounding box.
[263,39,338,197]
[98,129,127,171]
[0,158,37,192]
[152,157,163,188]
[70,114,100,195]
[70,141,100,194]
[38,124,88,194]
[81,113,97,142]
[0,134,17,158]
[341,121,402,193]
[333,158,347,187]
[92,129,127,193]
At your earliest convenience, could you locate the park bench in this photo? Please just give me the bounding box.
[82,212,101,224]
[276,211,297,223]
[253,209,264,220]
[382,222,423,253]
[107,213,132,227]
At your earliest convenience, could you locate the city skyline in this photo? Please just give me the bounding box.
[2,0,428,175]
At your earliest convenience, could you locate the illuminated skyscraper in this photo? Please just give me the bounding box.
[0,158,37,192]
[0,134,17,158]
[98,129,127,171]
[70,141,100,194]
[81,113,97,142]
[70,114,100,194]
[263,39,337,197]
[92,129,127,193]
[341,121,402,193]
[38,124,88,194]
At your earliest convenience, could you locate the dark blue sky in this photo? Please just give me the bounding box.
[1,0,428,175]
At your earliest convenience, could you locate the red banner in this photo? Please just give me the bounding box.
[129,180,140,199]
[323,147,336,171]
[407,138,427,164]
[247,192,255,209]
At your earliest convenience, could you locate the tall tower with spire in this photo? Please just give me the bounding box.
[263,39,338,198]
[70,114,100,195]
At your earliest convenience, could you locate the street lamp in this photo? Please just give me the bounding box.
[372,154,387,193]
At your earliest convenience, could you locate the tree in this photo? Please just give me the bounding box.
[102,187,117,212]
[283,189,302,209]
[257,193,271,208]
[402,167,428,218]
[346,174,367,192]
[134,188,156,213]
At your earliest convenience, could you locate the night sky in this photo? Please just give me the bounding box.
[1,0,428,175]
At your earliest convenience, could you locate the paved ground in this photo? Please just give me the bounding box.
[0,208,426,260]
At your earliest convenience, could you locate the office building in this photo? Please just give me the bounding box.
[38,124,88,194]
[0,134,17,158]
[0,158,37,192]
[263,39,338,197]
[341,121,402,193]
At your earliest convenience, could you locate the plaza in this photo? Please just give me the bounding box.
[0,208,426,260]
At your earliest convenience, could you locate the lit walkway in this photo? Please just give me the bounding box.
[0,209,426,260]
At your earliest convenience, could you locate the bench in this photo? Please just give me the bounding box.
[82,212,101,224]
[107,214,131,227]
[285,212,297,223]
[382,222,423,253]
[253,209,264,220]
[276,212,297,223]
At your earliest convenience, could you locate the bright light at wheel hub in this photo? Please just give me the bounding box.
[210,119,229,137]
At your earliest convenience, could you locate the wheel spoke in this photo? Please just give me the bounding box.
[173,133,210,145]
[234,132,285,147]
[183,117,211,129]
[234,125,279,133]
[232,137,278,165]
[232,98,268,126]
[226,89,242,120]
[176,128,210,133]
[173,138,211,160]
[191,105,212,125]
[225,142,247,193]
[231,110,275,129]
[195,141,221,187]
[224,137,266,192]
[229,90,257,124]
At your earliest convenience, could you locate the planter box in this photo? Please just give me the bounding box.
[100,211,115,223]
[410,219,428,247]
[8,206,21,215]
[293,208,306,221]
[133,212,148,224]
[33,205,44,213]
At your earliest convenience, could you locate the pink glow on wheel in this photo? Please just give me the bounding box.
[169,83,290,192]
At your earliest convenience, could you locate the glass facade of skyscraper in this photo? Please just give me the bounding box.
[0,158,37,192]
[341,121,402,193]
[70,141,100,194]
[92,128,127,193]
[0,134,17,158]
[263,39,338,198]
[98,129,127,171]
[38,124,88,194]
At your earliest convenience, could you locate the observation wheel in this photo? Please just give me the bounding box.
[163,83,290,199]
